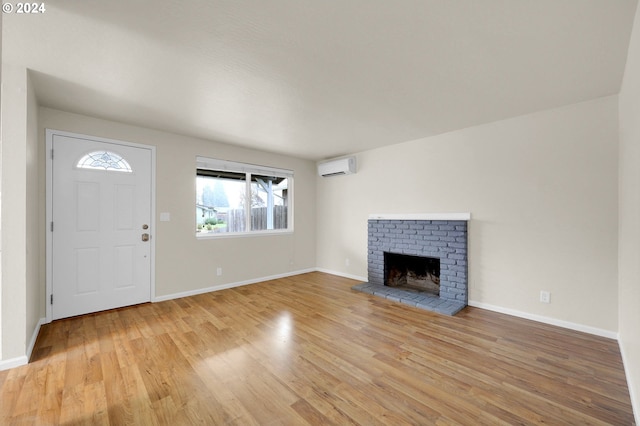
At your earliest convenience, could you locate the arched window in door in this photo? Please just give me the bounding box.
[76,151,132,173]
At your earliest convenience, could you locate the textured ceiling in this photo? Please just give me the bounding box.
[3,0,638,160]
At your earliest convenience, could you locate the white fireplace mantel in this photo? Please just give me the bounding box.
[368,213,471,221]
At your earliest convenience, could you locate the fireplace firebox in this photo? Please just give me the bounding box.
[384,252,440,295]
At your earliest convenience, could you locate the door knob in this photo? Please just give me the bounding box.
[142,233,150,242]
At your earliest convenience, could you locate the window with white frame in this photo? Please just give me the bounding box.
[196,157,293,236]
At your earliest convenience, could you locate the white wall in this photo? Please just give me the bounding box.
[0,8,4,358]
[317,96,619,335]
[38,107,317,299]
[25,72,42,347]
[1,63,28,361]
[0,65,42,365]
[618,0,640,419]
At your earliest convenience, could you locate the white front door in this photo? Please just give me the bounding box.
[50,132,153,320]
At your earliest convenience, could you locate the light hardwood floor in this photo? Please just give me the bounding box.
[0,272,635,425]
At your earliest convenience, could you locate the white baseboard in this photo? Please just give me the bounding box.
[154,268,317,302]
[0,317,47,372]
[618,339,640,424]
[314,268,367,282]
[155,269,616,341]
[468,300,618,340]
[313,272,618,339]
[27,318,46,361]
[0,355,28,371]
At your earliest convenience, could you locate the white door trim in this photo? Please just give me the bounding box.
[45,129,156,323]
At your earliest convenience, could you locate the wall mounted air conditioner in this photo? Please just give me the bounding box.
[317,156,357,177]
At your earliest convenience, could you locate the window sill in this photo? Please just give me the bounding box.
[196,229,294,240]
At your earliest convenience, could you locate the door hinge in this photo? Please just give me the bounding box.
[50,294,53,305]
[50,222,54,232]
[51,149,54,160]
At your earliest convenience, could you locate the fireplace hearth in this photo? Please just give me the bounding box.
[352,213,469,316]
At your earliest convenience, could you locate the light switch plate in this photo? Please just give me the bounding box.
[160,212,171,222]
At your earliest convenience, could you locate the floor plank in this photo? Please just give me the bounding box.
[0,272,634,425]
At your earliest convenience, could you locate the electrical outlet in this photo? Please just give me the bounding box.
[540,290,550,303]
[216,267,222,276]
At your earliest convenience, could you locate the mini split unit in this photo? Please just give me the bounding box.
[317,156,357,177]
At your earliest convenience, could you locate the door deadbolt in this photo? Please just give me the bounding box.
[142,224,149,230]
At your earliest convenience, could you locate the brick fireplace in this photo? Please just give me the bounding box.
[352,213,469,315]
